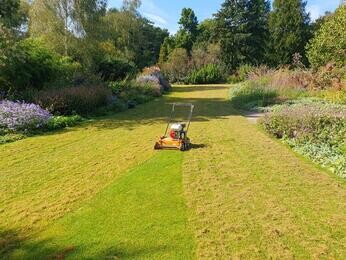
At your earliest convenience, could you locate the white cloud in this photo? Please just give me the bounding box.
[143,12,167,25]
[307,4,322,21]
[141,0,169,27]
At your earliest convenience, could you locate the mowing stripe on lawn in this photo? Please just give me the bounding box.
[9,151,195,259]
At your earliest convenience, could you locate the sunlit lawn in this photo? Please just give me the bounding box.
[1,85,345,259]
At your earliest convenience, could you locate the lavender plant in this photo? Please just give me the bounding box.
[0,100,52,131]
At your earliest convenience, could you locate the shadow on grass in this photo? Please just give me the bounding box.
[0,229,77,259]
[0,229,172,259]
[172,85,230,93]
[91,95,240,131]
[190,143,207,150]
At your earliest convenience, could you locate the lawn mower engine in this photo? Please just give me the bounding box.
[169,123,186,140]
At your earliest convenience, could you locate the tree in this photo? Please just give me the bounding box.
[0,0,29,33]
[122,0,141,13]
[268,0,310,66]
[100,8,168,68]
[158,36,175,64]
[175,8,199,53]
[246,0,270,65]
[179,8,198,36]
[195,19,217,47]
[306,5,346,68]
[29,0,107,56]
[215,0,269,69]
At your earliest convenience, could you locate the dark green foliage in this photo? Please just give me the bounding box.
[195,19,217,47]
[268,0,311,66]
[187,64,225,84]
[228,64,255,83]
[246,0,270,65]
[175,8,199,53]
[175,30,194,54]
[97,57,137,81]
[215,0,270,69]
[179,8,199,36]
[0,0,27,29]
[135,18,169,68]
[0,38,80,93]
[215,0,248,69]
[158,36,175,64]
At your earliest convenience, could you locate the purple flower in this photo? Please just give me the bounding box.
[0,100,52,131]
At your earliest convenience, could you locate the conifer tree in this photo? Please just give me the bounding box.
[268,0,310,65]
[175,8,199,53]
[215,0,270,69]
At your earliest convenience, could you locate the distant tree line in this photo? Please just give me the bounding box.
[159,0,346,72]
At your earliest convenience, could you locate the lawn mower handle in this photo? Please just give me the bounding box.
[164,103,194,136]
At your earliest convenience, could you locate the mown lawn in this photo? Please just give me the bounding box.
[1,85,345,259]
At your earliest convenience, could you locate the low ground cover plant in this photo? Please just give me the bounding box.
[0,100,52,131]
[260,100,346,177]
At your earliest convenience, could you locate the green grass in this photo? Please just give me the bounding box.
[1,85,346,259]
[8,152,194,259]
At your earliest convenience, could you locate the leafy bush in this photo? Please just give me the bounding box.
[97,57,137,82]
[260,100,346,176]
[227,64,254,83]
[307,5,346,68]
[160,48,191,83]
[0,38,81,93]
[109,80,162,105]
[46,115,83,130]
[229,81,278,110]
[187,64,224,84]
[34,85,112,115]
[0,100,52,131]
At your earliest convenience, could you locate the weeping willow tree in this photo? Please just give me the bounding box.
[29,0,106,56]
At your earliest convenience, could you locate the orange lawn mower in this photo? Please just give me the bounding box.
[154,103,194,151]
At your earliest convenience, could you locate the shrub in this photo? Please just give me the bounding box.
[139,66,171,92]
[227,64,254,83]
[160,48,191,83]
[191,44,222,69]
[34,85,112,115]
[307,5,346,68]
[97,57,137,82]
[260,101,346,176]
[229,81,278,110]
[109,80,162,104]
[187,64,224,84]
[0,100,52,131]
[46,115,83,130]
[0,38,81,93]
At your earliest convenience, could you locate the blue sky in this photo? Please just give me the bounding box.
[109,0,341,34]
